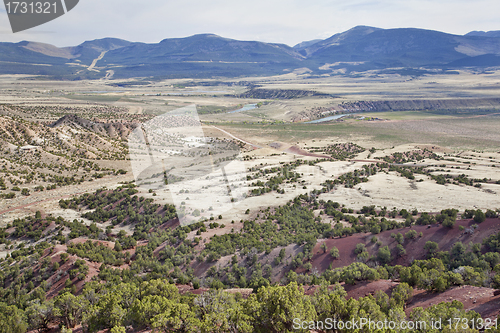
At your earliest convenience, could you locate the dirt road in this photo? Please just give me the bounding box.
[88,51,107,72]
[210,125,262,149]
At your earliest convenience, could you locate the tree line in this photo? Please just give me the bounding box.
[2,278,495,333]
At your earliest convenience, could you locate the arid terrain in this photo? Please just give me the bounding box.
[1,70,500,332]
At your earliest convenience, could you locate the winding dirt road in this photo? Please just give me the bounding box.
[88,51,107,72]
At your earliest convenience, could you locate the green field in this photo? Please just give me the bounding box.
[219,114,500,150]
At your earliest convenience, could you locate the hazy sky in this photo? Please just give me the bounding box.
[0,0,499,47]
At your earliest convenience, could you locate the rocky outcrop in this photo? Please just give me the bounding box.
[51,114,138,140]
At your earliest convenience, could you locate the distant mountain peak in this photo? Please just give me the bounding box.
[3,26,500,79]
[159,33,226,43]
[347,25,380,32]
[20,41,74,59]
[466,30,500,38]
[195,33,222,38]
[76,38,132,52]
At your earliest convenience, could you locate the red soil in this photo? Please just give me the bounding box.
[319,280,500,320]
[310,218,500,272]
[408,284,500,320]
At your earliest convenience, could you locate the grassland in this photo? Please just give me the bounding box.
[218,114,500,151]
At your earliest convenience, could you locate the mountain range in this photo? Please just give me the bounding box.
[2,26,500,79]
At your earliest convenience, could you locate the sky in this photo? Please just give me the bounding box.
[0,0,499,47]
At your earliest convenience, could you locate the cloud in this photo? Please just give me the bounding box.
[0,0,498,46]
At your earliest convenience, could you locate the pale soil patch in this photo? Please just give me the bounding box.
[314,160,371,177]
[48,208,95,225]
[125,105,143,114]
[0,174,133,226]
[431,166,500,183]
[320,172,500,212]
